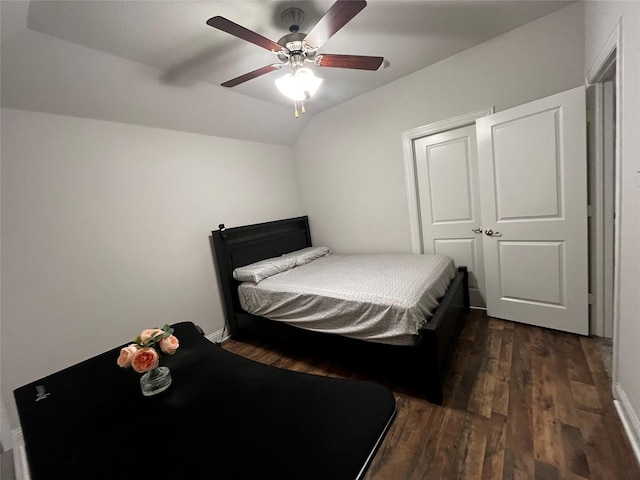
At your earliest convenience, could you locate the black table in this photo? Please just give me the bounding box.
[14,322,396,479]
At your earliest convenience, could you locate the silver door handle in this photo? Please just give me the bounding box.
[484,229,501,237]
[472,227,483,234]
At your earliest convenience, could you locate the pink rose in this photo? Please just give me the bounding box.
[159,335,179,355]
[117,344,140,368]
[140,328,164,344]
[131,347,159,373]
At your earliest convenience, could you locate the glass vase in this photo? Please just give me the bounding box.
[140,365,172,397]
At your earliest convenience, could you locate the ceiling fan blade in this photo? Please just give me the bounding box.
[207,16,283,53]
[221,64,283,88]
[316,54,383,70]
[303,0,367,50]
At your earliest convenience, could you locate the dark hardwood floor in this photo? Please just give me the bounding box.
[222,310,640,479]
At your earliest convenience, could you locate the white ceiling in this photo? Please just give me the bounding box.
[17,0,574,115]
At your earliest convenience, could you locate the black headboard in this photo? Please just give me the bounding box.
[211,216,312,336]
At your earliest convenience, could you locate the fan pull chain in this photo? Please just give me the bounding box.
[293,101,307,118]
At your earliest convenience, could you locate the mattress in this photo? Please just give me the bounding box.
[238,253,456,346]
[14,322,397,480]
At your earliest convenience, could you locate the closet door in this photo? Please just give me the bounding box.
[415,125,485,307]
[476,86,588,334]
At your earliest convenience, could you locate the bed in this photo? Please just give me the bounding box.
[212,216,469,404]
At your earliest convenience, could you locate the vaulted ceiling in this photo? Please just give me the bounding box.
[1,1,574,145]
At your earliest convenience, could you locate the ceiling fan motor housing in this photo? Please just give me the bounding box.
[277,33,317,63]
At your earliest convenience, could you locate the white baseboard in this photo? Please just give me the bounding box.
[11,428,30,480]
[614,382,640,466]
[205,327,228,344]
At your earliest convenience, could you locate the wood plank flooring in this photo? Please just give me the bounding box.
[221,310,640,479]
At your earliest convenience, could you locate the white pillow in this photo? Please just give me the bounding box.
[233,256,296,283]
[282,246,330,266]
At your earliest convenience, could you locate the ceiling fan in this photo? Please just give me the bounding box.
[206,0,384,116]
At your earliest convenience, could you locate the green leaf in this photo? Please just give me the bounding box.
[161,324,174,338]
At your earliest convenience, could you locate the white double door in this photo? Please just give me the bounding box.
[415,86,588,335]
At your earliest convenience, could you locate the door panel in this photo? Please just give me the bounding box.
[498,241,564,305]
[493,109,562,219]
[427,140,474,222]
[477,86,588,334]
[434,238,479,291]
[415,125,485,307]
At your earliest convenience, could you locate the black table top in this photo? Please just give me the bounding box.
[14,322,396,480]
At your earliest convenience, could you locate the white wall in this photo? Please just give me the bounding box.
[293,3,585,253]
[584,0,640,458]
[0,108,303,436]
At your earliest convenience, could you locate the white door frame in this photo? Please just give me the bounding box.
[586,19,622,392]
[402,107,494,254]
[587,75,616,339]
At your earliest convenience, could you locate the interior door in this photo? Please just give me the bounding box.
[415,125,486,307]
[476,86,588,334]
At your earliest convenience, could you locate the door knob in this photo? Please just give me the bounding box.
[472,227,483,234]
[484,228,501,237]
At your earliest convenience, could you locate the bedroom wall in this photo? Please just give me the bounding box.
[0,108,303,435]
[293,2,585,253]
[584,1,640,459]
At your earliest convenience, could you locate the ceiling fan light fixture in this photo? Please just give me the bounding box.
[209,0,384,119]
[275,68,323,102]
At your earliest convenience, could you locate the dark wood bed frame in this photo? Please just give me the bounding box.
[212,215,470,404]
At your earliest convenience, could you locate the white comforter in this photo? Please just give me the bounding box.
[238,253,456,346]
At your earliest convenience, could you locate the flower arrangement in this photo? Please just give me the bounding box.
[117,324,179,373]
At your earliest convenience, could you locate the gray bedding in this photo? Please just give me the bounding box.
[238,253,456,346]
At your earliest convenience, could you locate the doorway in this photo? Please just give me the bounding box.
[404,87,590,335]
[585,44,619,389]
[587,53,617,340]
[402,108,493,310]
